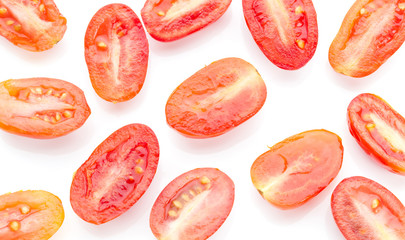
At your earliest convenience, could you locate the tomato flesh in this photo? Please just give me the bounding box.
[70,123,159,224]
[0,0,66,51]
[85,4,149,103]
[251,129,343,209]
[329,0,405,77]
[331,176,405,240]
[0,190,64,240]
[165,57,267,138]
[150,168,234,240]
[141,0,232,41]
[243,0,318,70]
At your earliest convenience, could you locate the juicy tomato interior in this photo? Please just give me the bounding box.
[0,190,64,240]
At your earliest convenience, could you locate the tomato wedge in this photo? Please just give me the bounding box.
[0,190,64,240]
[70,123,159,224]
[85,4,149,103]
[329,0,405,77]
[150,168,234,240]
[348,93,405,175]
[242,0,318,70]
[165,57,267,138]
[0,78,90,139]
[251,129,343,209]
[0,0,66,51]
[331,176,405,240]
[141,0,232,41]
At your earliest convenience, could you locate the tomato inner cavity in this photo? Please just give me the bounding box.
[0,204,39,232]
[152,0,208,20]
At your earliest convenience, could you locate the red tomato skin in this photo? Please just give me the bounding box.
[348,93,405,175]
[331,176,405,240]
[0,190,64,240]
[329,0,405,77]
[150,168,235,240]
[0,0,67,51]
[251,129,343,209]
[243,0,318,70]
[141,0,232,41]
[85,4,149,102]
[70,123,159,225]
[165,57,267,138]
[0,78,90,139]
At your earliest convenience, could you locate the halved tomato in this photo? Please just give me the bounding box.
[150,168,234,240]
[348,93,405,175]
[165,57,267,138]
[0,0,66,51]
[242,0,318,70]
[70,123,159,225]
[85,4,149,103]
[0,190,64,240]
[331,176,405,240]
[0,78,90,139]
[251,129,343,209]
[329,0,405,77]
[141,0,232,41]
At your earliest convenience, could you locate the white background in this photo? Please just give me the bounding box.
[0,0,405,239]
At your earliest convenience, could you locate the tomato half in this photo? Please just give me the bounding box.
[331,176,405,240]
[85,4,149,103]
[150,168,234,240]
[0,190,64,240]
[242,0,318,70]
[348,93,405,175]
[251,130,343,209]
[0,0,66,51]
[0,78,90,139]
[165,57,267,138]
[70,123,159,225]
[329,0,405,77]
[141,0,232,41]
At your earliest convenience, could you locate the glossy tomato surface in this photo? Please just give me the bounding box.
[141,0,232,41]
[329,0,405,77]
[165,57,267,138]
[243,0,318,70]
[150,168,234,240]
[85,3,149,103]
[0,78,90,139]
[0,190,64,240]
[348,93,405,175]
[0,0,66,51]
[251,129,343,209]
[70,123,159,225]
[331,176,405,240]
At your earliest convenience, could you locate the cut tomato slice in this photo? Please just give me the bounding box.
[251,129,343,209]
[165,57,267,138]
[0,78,90,139]
[0,190,64,240]
[331,176,405,240]
[70,123,160,225]
[141,0,232,41]
[85,3,149,103]
[150,168,234,240]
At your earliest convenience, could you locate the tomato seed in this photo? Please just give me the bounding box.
[9,221,20,231]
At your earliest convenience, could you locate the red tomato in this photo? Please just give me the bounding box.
[243,0,318,70]
[331,176,405,240]
[251,130,343,209]
[141,0,232,41]
[85,4,149,103]
[150,168,234,240]
[70,123,159,225]
[165,57,267,138]
[348,93,405,175]
[0,78,90,139]
[329,0,405,77]
[0,0,66,51]
[0,190,64,240]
